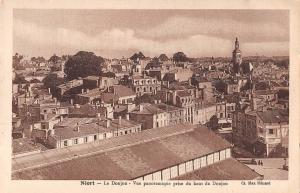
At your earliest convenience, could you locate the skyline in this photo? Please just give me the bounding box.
[13,9,289,59]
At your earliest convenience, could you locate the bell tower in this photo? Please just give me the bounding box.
[232,37,243,75]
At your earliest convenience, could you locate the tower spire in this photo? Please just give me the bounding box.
[235,37,239,49]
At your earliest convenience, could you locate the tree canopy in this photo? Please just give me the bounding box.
[48,54,61,64]
[13,53,24,68]
[173,52,189,63]
[208,115,220,131]
[64,51,104,80]
[42,73,64,89]
[158,54,169,61]
[13,74,28,84]
[130,52,145,62]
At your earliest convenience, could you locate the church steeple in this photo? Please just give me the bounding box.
[232,37,242,75]
[235,37,239,49]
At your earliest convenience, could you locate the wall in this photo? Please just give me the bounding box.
[134,148,231,180]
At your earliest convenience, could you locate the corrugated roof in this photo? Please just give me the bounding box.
[172,158,261,180]
[12,124,231,180]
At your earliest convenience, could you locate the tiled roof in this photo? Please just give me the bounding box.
[254,89,277,96]
[257,110,289,123]
[130,103,165,115]
[176,90,191,97]
[69,104,106,117]
[83,76,99,81]
[172,158,262,180]
[12,124,232,180]
[113,85,136,98]
[53,117,141,140]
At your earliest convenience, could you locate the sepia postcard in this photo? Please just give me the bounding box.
[0,0,299,193]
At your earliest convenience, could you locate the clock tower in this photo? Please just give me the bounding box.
[232,37,243,75]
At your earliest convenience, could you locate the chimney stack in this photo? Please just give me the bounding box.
[76,122,80,132]
[105,119,111,128]
[118,116,122,125]
[139,104,144,112]
[125,114,130,120]
[48,88,51,94]
[81,88,84,94]
[60,116,63,122]
[70,99,74,105]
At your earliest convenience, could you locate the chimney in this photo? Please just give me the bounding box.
[125,114,130,120]
[97,113,101,118]
[81,88,84,94]
[105,119,111,128]
[54,98,57,103]
[60,115,63,122]
[48,88,51,94]
[75,122,80,132]
[86,89,89,93]
[139,104,144,112]
[74,104,80,108]
[118,116,122,125]
[43,114,47,121]
[70,99,74,105]
[22,131,25,138]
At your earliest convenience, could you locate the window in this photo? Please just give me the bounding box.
[42,124,46,130]
[74,138,78,144]
[220,113,223,118]
[268,129,274,134]
[84,137,88,143]
[125,131,128,135]
[94,135,97,141]
[103,133,106,139]
[64,140,68,147]
[143,87,146,92]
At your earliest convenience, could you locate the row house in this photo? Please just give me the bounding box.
[129,103,169,130]
[47,116,142,148]
[130,75,161,96]
[232,109,288,157]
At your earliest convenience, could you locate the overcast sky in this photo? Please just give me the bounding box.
[13,9,289,59]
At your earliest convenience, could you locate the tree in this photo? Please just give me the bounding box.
[130,52,145,62]
[173,52,189,63]
[13,53,24,68]
[214,80,226,93]
[13,74,28,84]
[64,51,104,80]
[42,73,64,90]
[49,54,61,64]
[209,115,220,131]
[158,54,169,61]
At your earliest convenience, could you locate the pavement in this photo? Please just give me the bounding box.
[237,158,288,180]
